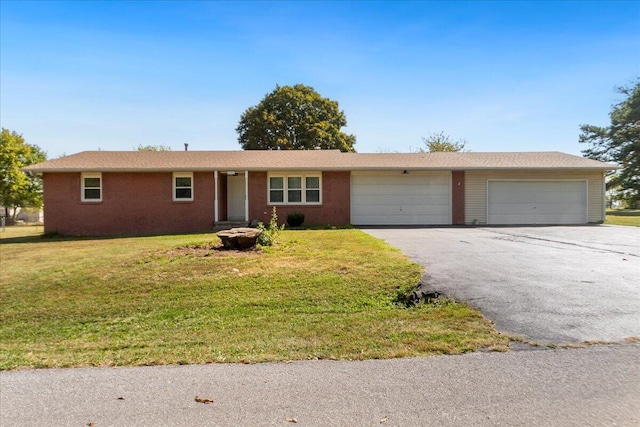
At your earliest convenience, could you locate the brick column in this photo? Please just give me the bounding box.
[452,171,465,225]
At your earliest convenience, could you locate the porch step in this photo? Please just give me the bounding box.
[213,221,250,231]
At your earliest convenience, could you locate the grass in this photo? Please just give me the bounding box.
[0,226,507,370]
[605,209,640,226]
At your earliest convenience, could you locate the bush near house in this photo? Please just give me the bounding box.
[286,212,305,227]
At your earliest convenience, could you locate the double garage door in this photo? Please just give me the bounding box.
[351,173,451,225]
[351,175,588,226]
[487,180,588,225]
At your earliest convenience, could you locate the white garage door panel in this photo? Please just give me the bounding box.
[490,191,584,203]
[352,193,450,207]
[353,183,448,195]
[351,174,451,225]
[490,202,585,215]
[356,214,447,225]
[488,181,587,225]
[353,203,450,216]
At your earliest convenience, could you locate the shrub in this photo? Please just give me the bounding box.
[286,212,305,227]
[257,207,285,246]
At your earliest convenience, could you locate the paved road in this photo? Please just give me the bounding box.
[364,225,640,344]
[1,345,639,426]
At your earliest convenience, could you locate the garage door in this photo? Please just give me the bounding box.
[487,181,587,225]
[351,173,451,225]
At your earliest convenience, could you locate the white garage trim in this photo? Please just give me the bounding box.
[351,171,452,225]
[487,180,588,225]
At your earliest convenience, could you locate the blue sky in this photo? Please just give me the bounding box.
[1,1,638,158]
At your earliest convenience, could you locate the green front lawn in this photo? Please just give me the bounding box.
[606,209,640,227]
[0,227,507,370]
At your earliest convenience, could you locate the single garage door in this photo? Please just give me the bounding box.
[351,173,451,225]
[487,180,587,225]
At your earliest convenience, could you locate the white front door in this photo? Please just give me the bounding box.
[227,174,246,221]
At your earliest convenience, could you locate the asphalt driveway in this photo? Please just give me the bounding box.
[363,225,640,344]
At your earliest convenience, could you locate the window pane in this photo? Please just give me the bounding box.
[270,177,283,189]
[84,177,101,188]
[84,189,101,199]
[270,190,284,203]
[288,189,302,203]
[288,176,302,189]
[306,190,320,203]
[175,177,192,187]
[306,176,319,189]
[175,188,192,199]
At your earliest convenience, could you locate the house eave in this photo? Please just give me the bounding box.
[25,165,618,174]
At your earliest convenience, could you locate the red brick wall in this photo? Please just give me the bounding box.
[43,172,215,236]
[248,171,351,226]
[452,170,465,225]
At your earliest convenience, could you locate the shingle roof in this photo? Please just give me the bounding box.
[338,151,616,170]
[23,150,616,173]
[23,150,345,172]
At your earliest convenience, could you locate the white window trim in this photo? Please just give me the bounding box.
[81,172,102,202]
[173,172,194,202]
[268,172,322,205]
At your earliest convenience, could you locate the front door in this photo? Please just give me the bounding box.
[227,174,246,221]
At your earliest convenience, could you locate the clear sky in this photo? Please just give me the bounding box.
[1,1,638,159]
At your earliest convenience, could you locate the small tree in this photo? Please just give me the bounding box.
[257,207,285,246]
[419,131,468,152]
[0,129,47,223]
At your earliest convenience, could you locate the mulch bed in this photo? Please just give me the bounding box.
[160,242,262,258]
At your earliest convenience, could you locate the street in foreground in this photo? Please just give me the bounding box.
[1,344,638,426]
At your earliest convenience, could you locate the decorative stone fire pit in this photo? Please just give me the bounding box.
[216,227,261,250]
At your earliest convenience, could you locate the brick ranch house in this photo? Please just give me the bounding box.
[24,150,615,236]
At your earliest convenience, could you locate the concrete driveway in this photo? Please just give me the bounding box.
[363,225,640,344]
